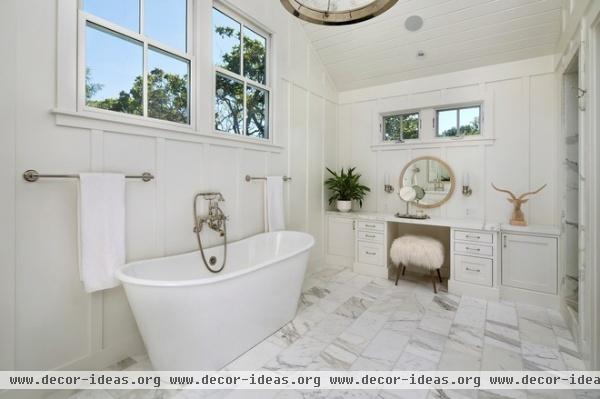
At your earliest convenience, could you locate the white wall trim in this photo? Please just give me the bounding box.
[54,109,285,153]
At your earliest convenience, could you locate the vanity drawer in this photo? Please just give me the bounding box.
[357,230,384,243]
[357,242,385,266]
[454,242,493,257]
[357,220,385,232]
[454,230,494,244]
[454,255,493,286]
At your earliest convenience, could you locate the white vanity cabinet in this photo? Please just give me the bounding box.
[449,228,499,299]
[354,219,388,278]
[501,232,558,295]
[326,215,355,266]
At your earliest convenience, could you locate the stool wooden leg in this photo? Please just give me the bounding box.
[431,271,437,294]
[437,269,442,283]
[395,264,402,286]
[402,265,406,276]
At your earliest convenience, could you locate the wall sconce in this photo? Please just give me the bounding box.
[384,173,394,194]
[462,172,473,197]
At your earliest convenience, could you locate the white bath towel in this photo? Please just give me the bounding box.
[78,173,125,293]
[265,176,285,232]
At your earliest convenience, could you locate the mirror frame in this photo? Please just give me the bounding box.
[399,156,456,209]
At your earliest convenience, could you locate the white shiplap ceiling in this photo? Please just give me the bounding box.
[300,0,563,91]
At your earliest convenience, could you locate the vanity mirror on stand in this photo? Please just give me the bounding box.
[396,156,455,219]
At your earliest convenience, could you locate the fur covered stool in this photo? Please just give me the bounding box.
[390,235,444,293]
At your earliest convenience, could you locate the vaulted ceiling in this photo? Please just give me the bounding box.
[300,0,563,91]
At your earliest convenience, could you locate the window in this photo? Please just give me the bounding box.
[436,105,481,137]
[82,0,191,124]
[382,112,419,141]
[213,7,270,139]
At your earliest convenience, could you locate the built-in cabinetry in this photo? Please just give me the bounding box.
[450,228,498,299]
[354,220,387,278]
[326,216,355,267]
[326,211,561,307]
[501,230,559,305]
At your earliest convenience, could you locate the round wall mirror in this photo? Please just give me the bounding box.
[399,156,455,208]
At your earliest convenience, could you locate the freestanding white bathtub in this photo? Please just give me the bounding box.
[116,231,314,371]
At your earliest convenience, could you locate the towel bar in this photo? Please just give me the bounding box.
[23,169,154,183]
[245,175,291,182]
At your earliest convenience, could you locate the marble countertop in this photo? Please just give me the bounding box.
[325,210,561,236]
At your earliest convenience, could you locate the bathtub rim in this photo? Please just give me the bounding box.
[115,230,314,288]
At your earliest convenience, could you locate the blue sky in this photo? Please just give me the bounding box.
[84,0,187,101]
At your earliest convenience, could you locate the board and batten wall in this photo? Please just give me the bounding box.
[336,56,559,226]
[0,0,339,380]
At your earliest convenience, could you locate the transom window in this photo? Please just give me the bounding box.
[213,7,270,139]
[382,112,419,141]
[81,0,191,125]
[436,105,481,137]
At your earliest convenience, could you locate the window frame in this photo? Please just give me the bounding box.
[77,0,195,127]
[435,104,482,138]
[381,111,421,142]
[212,3,273,141]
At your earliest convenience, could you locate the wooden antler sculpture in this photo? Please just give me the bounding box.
[491,183,547,226]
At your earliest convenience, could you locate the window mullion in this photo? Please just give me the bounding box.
[139,0,144,34]
[242,80,247,136]
[143,41,149,118]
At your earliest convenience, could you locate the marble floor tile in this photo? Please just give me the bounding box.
[225,340,283,371]
[264,336,329,370]
[274,390,329,399]
[361,328,410,367]
[485,320,521,353]
[334,296,374,320]
[393,350,438,371]
[481,344,523,371]
[403,329,447,364]
[224,391,279,399]
[518,318,557,348]
[378,389,429,399]
[477,390,527,399]
[487,302,519,328]
[315,340,358,370]
[306,313,354,343]
[521,342,566,371]
[70,264,586,399]
[327,389,377,399]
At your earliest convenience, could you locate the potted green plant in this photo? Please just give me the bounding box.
[325,167,371,212]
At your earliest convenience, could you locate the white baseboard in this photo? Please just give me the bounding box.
[325,254,353,268]
[500,286,561,309]
[448,279,500,300]
[353,262,388,279]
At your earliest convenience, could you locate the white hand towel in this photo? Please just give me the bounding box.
[265,176,285,232]
[78,173,125,293]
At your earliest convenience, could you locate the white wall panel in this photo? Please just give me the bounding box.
[238,149,268,238]
[485,78,531,223]
[0,0,17,372]
[529,74,559,225]
[288,85,309,231]
[338,57,558,225]
[308,94,325,260]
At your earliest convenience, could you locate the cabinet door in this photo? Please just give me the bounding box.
[501,233,557,294]
[327,217,355,258]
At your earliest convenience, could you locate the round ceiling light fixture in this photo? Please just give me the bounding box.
[280,0,399,26]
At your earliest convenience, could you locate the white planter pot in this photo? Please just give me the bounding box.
[336,200,352,212]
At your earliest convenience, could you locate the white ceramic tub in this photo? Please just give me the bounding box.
[116,231,314,371]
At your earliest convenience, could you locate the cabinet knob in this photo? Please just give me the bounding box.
[503,235,507,248]
[465,267,481,273]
